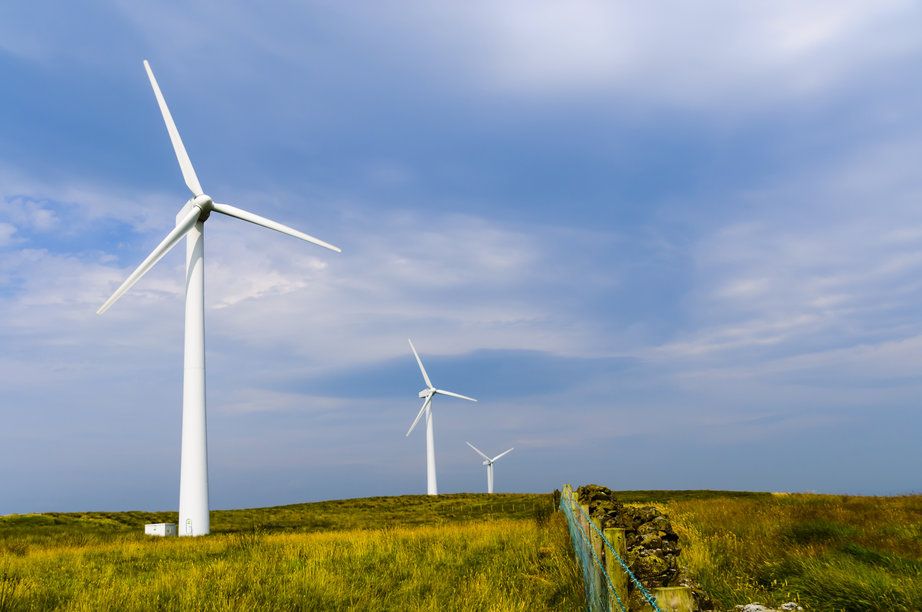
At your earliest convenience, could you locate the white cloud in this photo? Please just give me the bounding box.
[64,0,919,115]
[369,1,922,105]
[0,165,177,234]
[2,196,60,232]
[0,168,613,394]
[650,135,922,382]
[0,222,15,246]
[200,206,604,369]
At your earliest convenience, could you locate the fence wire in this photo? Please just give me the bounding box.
[559,489,662,612]
[560,495,626,611]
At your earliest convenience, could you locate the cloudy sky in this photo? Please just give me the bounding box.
[2,1,921,514]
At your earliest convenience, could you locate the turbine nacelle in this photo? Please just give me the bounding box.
[418,388,433,399]
[467,442,513,466]
[178,194,214,223]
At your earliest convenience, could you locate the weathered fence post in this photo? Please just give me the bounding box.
[589,515,608,610]
[579,503,601,607]
[603,527,629,611]
[645,586,695,612]
[562,483,573,507]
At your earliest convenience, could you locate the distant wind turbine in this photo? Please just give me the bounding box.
[466,442,513,494]
[405,339,477,495]
[96,60,340,536]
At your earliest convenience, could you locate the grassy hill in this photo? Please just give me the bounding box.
[0,493,581,611]
[2,490,920,610]
[0,493,556,544]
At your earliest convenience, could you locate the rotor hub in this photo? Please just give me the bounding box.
[192,194,214,221]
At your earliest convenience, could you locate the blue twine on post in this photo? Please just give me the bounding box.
[573,498,662,611]
[560,495,627,611]
[560,489,663,612]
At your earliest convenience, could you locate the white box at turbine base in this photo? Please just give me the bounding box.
[144,523,178,537]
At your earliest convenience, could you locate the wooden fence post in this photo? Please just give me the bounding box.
[603,527,629,611]
[644,586,695,612]
[589,515,607,609]
[577,504,600,606]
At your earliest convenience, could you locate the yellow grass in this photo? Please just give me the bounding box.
[0,515,583,611]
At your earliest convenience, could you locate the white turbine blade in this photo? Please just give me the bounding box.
[466,441,490,461]
[211,202,341,253]
[408,339,432,389]
[143,60,203,196]
[491,448,514,463]
[405,396,432,437]
[434,388,477,402]
[97,207,200,315]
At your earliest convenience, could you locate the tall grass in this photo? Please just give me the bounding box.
[0,495,582,611]
[660,493,922,610]
[5,490,918,609]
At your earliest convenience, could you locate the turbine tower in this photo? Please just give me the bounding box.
[97,60,340,536]
[405,339,477,495]
[466,442,513,494]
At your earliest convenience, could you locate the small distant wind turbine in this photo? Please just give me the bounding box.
[405,339,477,495]
[466,442,513,494]
[96,60,340,536]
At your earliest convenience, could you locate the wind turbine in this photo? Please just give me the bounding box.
[405,339,477,495]
[466,442,513,494]
[97,60,340,536]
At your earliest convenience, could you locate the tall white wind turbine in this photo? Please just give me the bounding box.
[97,60,340,536]
[405,339,477,495]
[466,442,513,494]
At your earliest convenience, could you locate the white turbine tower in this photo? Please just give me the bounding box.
[466,442,513,494]
[405,339,477,495]
[97,60,340,536]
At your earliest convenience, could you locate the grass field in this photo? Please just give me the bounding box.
[3,490,920,610]
[0,494,583,611]
[605,490,922,611]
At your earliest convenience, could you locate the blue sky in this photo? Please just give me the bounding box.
[2,1,922,514]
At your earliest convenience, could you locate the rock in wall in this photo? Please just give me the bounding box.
[576,484,682,588]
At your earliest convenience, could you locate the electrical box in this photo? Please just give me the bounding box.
[144,523,178,537]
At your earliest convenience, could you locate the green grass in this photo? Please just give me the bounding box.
[4,490,920,610]
[0,493,552,542]
[622,491,922,611]
[0,494,582,611]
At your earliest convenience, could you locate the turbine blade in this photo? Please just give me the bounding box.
[408,339,432,388]
[211,202,341,253]
[491,448,514,463]
[143,60,203,196]
[466,441,490,461]
[405,396,432,437]
[434,388,477,402]
[97,207,200,315]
